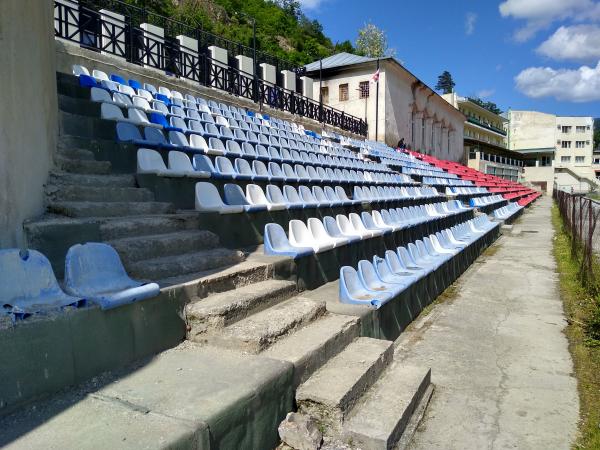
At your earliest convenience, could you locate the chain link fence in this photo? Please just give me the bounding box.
[554,189,600,287]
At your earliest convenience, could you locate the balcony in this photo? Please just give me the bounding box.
[467,117,507,136]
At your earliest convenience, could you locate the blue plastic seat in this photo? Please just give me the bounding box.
[264,223,314,259]
[223,183,267,212]
[323,216,360,243]
[116,122,153,147]
[110,74,127,85]
[79,74,98,88]
[358,260,399,297]
[339,266,386,309]
[232,158,254,181]
[266,184,294,209]
[128,79,143,90]
[144,127,179,150]
[252,160,272,181]
[0,249,86,318]
[64,243,159,310]
[372,256,412,289]
[214,156,238,179]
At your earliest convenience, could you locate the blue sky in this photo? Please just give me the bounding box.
[300,0,600,117]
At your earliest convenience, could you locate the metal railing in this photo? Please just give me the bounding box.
[54,0,368,136]
[554,189,600,285]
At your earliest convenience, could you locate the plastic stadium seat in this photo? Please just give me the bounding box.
[223,183,267,212]
[78,74,98,88]
[246,184,286,211]
[144,127,179,150]
[168,151,210,178]
[214,156,239,179]
[72,64,90,77]
[339,266,386,308]
[283,186,307,209]
[323,216,360,244]
[64,243,159,310]
[383,250,422,280]
[289,220,332,253]
[313,186,335,207]
[116,122,152,147]
[308,217,348,248]
[357,260,399,298]
[266,185,294,209]
[372,255,412,288]
[0,249,86,317]
[298,185,322,208]
[137,148,181,176]
[336,214,368,239]
[92,69,109,82]
[350,213,382,238]
[195,182,243,214]
[264,223,314,259]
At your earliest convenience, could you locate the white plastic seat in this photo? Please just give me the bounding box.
[137,148,178,176]
[168,151,210,178]
[308,218,348,248]
[194,182,243,214]
[246,184,286,211]
[289,220,333,253]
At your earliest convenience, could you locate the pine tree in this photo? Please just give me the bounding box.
[435,71,455,94]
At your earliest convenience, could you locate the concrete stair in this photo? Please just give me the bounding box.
[47,171,136,188]
[296,338,394,434]
[46,184,155,203]
[47,200,175,218]
[127,247,245,281]
[55,153,111,174]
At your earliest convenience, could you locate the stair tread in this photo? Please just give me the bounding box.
[264,313,360,387]
[343,363,431,448]
[48,201,174,218]
[48,171,135,186]
[209,296,326,353]
[296,337,393,411]
[187,279,297,318]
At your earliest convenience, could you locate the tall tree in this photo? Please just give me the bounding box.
[435,71,455,94]
[355,22,394,58]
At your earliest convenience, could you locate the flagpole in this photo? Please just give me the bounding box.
[375,58,380,142]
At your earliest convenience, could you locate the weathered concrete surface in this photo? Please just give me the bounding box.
[0,344,294,450]
[399,196,579,450]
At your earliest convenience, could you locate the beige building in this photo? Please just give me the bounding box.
[304,53,466,163]
[507,110,596,192]
[442,93,524,182]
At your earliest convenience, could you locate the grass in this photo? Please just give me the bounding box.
[551,204,600,450]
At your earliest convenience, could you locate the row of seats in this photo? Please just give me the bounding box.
[469,194,505,208]
[353,185,441,202]
[195,182,356,213]
[117,122,391,175]
[339,215,498,308]
[403,167,458,179]
[263,200,471,257]
[138,148,407,186]
[422,177,473,186]
[493,203,524,221]
[446,186,488,196]
[0,244,159,320]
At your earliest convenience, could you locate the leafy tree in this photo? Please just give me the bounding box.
[355,22,394,58]
[435,71,455,94]
[467,97,503,115]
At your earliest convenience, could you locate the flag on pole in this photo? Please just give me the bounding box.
[370,68,380,84]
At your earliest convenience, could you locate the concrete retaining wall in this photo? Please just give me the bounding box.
[0,0,57,246]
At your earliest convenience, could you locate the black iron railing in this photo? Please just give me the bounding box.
[54,0,367,136]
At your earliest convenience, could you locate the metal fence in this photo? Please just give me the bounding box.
[554,189,600,285]
[54,0,368,136]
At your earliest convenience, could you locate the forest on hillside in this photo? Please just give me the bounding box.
[119,0,356,65]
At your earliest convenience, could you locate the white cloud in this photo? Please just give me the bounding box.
[515,61,600,102]
[537,25,600,62]
[465,12,477,35]
[297,0,325,9]
[477,89,496,99]
[499,0,600,41]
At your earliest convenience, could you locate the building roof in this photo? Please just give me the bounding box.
[304,52,380,72]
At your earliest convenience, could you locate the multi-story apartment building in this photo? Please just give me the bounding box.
[506,110,595,192]
[442,93,524,182]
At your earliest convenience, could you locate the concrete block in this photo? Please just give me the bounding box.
[236,54,254,76]
[281,70,297,92]
[139,23,164,67]
[99,10,126,60]
[297,337,394,434]
[343,364,432,450]
[177,34,198,53]
[301,76,314,100]
[260,63,276,85]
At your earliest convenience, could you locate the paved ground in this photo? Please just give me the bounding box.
[398,196,580,450]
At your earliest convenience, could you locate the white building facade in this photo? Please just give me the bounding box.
[507,110,595,192]
[304,53,465,163]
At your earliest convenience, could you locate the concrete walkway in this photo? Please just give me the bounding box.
[398,196,579,450]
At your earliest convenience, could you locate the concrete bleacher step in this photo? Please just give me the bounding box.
[126,247,245,281]
[47,171,136,188]
[108,229,221,264]
[186,279,298,340]
[47,200,175,218]
[55,154,111,175]
[342,364,432,450]
[200,296,326,354]
[56,147,96,161]
[45,184,154,203]
[98,213,203,240]
[264,313,361,387]
[296,338,394,434]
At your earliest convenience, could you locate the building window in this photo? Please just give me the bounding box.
[359,81,369,99]
[576,126,586,133]
[561,156,571,163]
[339,83,348,102]
[561,141,572,148]
[562,126,572,133]
[541,156,552,166]
[576,141,585,148]
[320,86,329,103]
[575,156,585,164]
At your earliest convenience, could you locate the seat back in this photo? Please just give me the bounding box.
[284,185,302,203]
[169,130,189,148]
[215,156,237,176]
[195,182,224,210]
[266,185,286,204]
[189,134,208,151]
[192,154,216,173]
[137,148,166,173]
[116,122,142,142]
[223,183,250,206]
[168,151,193,172]
[235,158,254,177]
[101,102,124,120]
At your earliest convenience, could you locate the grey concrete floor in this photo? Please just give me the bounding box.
[397,196,580,450]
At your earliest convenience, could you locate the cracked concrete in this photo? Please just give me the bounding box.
[397,196,579,450]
